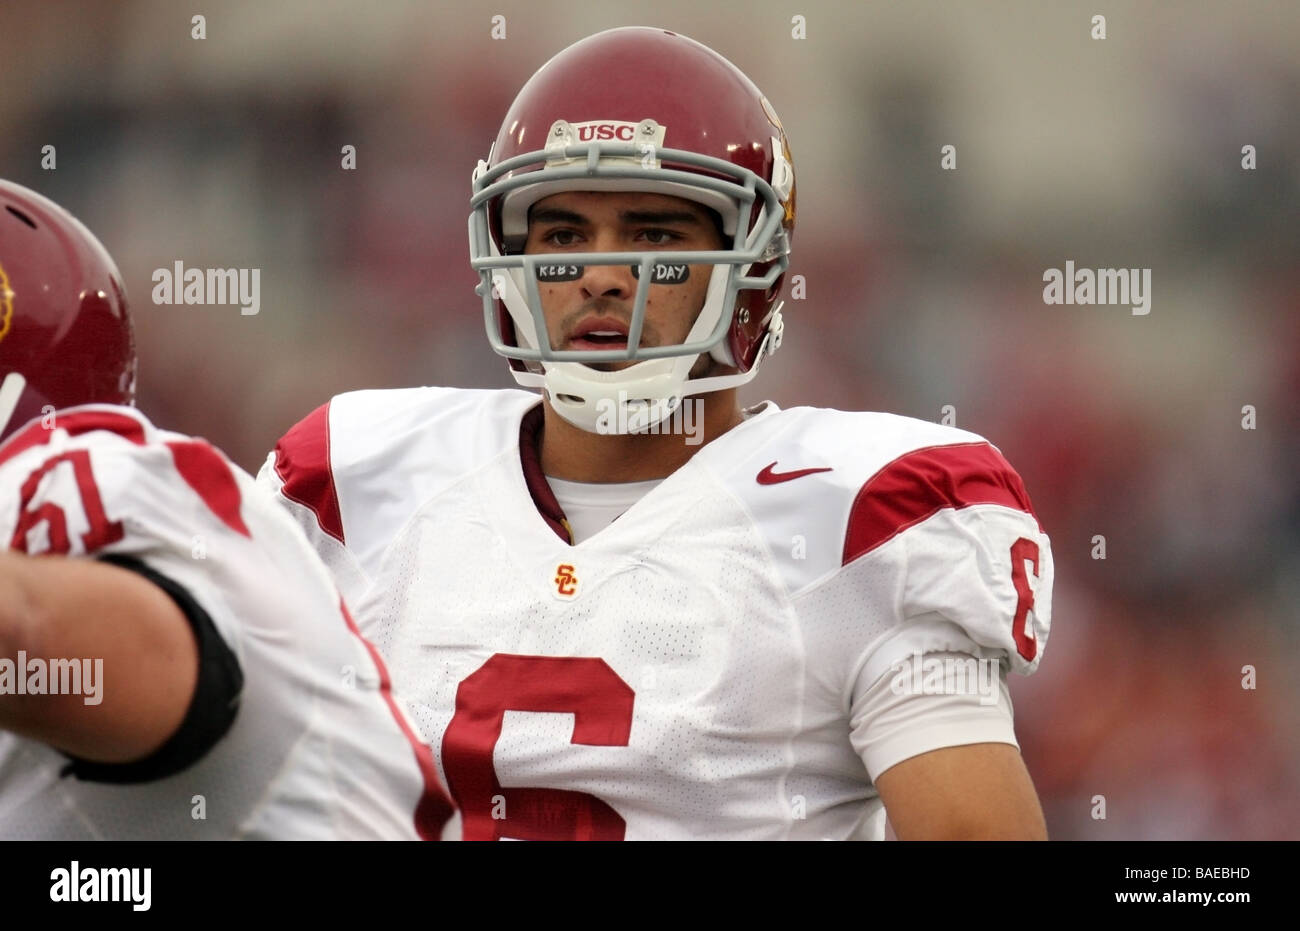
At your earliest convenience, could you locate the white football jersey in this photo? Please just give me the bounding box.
[0,405,453,839]
[260,387,1053,840]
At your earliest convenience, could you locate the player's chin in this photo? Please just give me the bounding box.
[579,360,637,373]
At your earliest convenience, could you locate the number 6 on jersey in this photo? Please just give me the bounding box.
[442,654,635,840]
[1009,537,1041,661]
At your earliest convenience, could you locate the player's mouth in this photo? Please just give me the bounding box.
[568,316,631,352]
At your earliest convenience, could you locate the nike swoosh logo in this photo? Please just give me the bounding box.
[757,462,833,485]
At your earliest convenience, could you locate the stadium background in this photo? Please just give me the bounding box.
[1,0,1296,839]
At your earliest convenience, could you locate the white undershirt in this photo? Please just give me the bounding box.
[545,475,664,544]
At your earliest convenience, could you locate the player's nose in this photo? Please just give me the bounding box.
[571,225,640,300]
[578,259,635,301]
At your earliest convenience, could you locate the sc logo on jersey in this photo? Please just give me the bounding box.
[553,563,579,599]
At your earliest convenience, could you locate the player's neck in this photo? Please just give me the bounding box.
[539,391,744,482]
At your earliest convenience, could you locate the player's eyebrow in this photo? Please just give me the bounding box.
[530,207,589,226]
[529,207,705,227]
[618,210,703,226]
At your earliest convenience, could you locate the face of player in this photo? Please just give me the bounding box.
[522,191,725,373]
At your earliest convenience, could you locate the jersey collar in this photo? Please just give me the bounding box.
[515,399,783,547]
[518,403,574,545]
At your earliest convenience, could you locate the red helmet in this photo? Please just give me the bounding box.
[0,180,136,443]
[469,26,795,433]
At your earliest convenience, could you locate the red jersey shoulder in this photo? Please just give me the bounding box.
[1,405,249,556]
[704,406,1043,587]
[842,439,1041,565]
[271,400,343,542]
[267,386,537,548]
[0,406,149,467]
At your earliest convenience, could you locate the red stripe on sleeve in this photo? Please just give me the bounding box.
[272,401,345,544]
[166,441,251,538]
[843,441,1040,565]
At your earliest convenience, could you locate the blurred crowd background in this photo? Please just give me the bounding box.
[1,0,1296,839]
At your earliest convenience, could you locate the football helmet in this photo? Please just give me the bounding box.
[469,26,795,433]
[0,180,136,443]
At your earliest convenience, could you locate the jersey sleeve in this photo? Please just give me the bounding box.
[788,434,1053,779]
[800,439,1055,780]
[255,400,370,606]
[0,406,451,838]
[0,407,257,657]
[841,440,1054,690]
[850,650,1018,783]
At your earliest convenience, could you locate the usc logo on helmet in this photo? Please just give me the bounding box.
[554,563,578,597]
[573,122,637,142]
[0,261,13,344]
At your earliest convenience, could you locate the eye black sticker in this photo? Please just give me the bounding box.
[631,263,690,284]
[535,264,582,281]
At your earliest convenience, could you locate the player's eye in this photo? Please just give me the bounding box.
[542,229,581,247]
[640,229,680,245]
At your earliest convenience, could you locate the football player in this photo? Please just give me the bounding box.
[261,27,1053,840]
[0,180,453,839]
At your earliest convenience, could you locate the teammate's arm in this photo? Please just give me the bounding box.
[0,550,198,763]
[875,742,1048,840]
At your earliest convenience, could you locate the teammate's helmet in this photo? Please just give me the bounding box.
[469,26,796,433]
[0,180,136,443]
